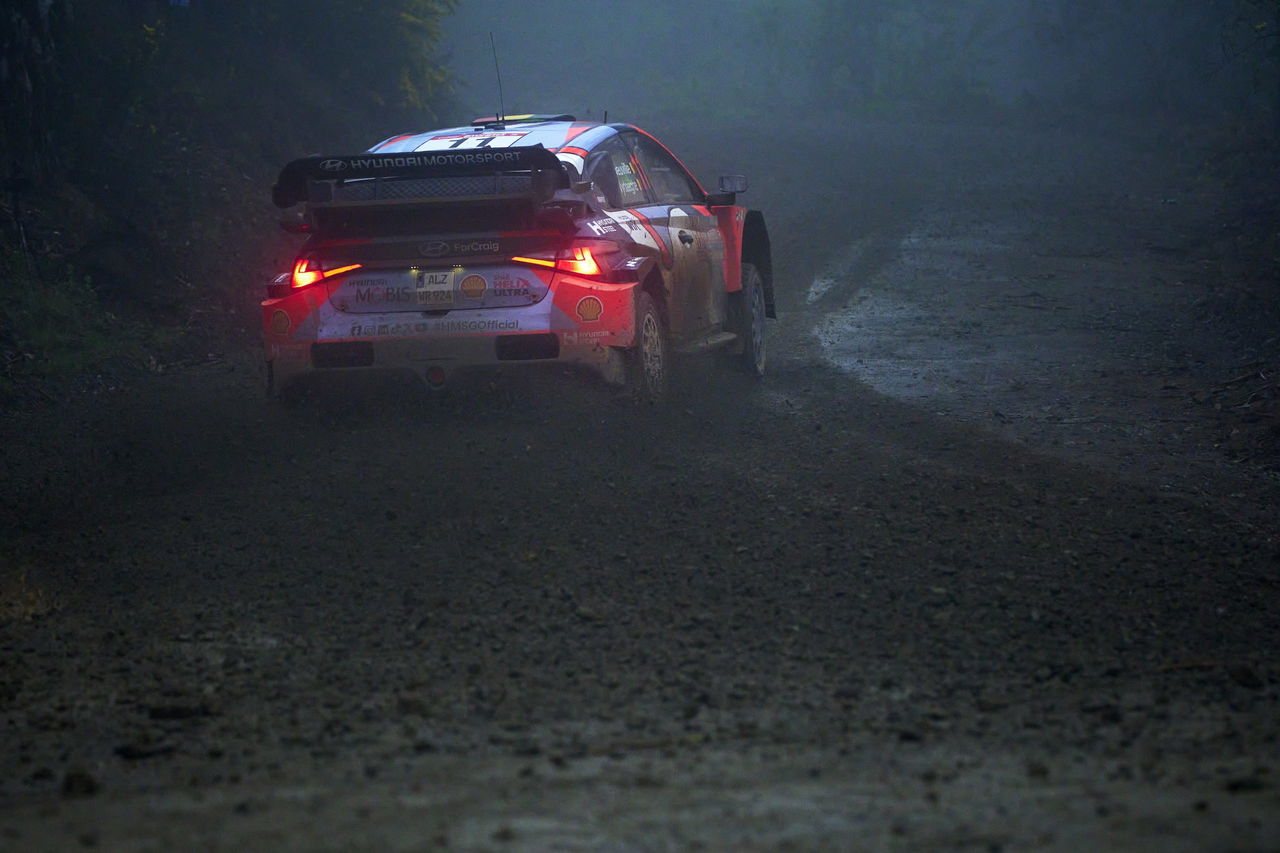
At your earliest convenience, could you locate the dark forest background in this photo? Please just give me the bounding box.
[1,0,1277,395]
[0,0,458,389]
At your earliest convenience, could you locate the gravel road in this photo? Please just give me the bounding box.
[2,120,1278,851]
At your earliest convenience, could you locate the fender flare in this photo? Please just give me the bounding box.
[713,206,775,319]
[742,210,775,318]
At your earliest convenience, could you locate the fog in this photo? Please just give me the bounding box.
[3,2,1278,848]
[444,0,1275,130]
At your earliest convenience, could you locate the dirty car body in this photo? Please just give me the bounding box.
[263,115,774,399]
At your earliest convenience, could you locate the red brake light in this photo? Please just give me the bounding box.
[291,259,322,288]
[558,246,602,276]
[510,254,555,270]
[291,258,362,289]
[512,242,613,277]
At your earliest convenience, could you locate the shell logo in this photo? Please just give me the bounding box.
[459,274,487,299]
[576,296,604,322]
[269,310,291,335]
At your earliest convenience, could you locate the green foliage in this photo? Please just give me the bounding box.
[1230,0,1280,131]
[1,1,73,181]
[0,247,154,391]
[6,0,459,182]
[0,0,460,388]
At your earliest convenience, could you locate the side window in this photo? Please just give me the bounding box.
[629,135,702,204]
[584,135,649,209]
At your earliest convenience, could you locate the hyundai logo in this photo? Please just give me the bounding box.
[319,159,349,172]
[419,241,449,258]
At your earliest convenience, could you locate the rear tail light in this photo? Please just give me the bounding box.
[291,257,362,289]
[512,241,617,278]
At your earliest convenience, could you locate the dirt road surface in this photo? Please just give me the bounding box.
[2,121,1278,851]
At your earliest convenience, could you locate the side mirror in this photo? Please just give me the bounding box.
[718,175,748,194]
[706,174,748,206]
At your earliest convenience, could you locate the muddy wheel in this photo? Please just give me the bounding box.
[739,262,767,377]
[627,290,668,403]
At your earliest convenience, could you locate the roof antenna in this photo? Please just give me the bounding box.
[489,32,505,126]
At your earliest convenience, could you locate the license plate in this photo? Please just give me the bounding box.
[414,270,453,307]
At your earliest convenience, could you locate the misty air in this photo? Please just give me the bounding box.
[1,1,1278,849]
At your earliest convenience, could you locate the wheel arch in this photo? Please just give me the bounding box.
[742,210,775,318]
[640,267,669,329]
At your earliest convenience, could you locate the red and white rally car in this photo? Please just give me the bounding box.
[264,114,773,401]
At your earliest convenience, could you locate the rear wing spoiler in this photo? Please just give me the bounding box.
[271,145,567,209]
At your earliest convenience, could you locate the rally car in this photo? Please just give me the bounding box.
[264,114,774,402]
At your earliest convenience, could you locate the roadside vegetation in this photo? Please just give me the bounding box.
[0,248,159,395]
[0,561,58,623]
[1,0,457,402]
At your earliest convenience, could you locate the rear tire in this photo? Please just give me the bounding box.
[627,290,668,403]
[739,262,767,377]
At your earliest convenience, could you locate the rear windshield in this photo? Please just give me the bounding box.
[313,199,535,238]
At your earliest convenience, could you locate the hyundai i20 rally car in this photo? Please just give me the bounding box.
[264,114,774,402]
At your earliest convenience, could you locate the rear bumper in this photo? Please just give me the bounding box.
[261,274,638,392]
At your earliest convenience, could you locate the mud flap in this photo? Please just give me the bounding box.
[601,347,628,387]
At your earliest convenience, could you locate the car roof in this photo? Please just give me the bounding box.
[367,117,615,156]
[363,116,704,194]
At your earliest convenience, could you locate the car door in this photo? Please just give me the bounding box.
[624,133,727,341]
[581,133,671,272]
